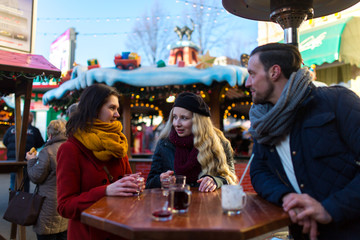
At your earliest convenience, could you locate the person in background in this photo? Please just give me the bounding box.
[56,84,143,240]
[246,43,360,240]
[146,92,237,192]
[3,111,45,191]
[26,119,68,240]
[66,102,78,118]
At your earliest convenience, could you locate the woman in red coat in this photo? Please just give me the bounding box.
[57,84,142,240]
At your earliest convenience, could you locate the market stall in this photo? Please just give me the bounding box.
[0,49,60,240]
[42,62,250,154]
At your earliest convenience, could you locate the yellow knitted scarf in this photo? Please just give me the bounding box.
[74,119,128,161]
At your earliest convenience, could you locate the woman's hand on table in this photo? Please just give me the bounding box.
[106,176,139,196]
[197,176,216,192]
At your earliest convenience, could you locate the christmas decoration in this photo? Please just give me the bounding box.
[195,51,216,69]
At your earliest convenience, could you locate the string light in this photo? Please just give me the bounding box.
[176,0,226,12]
[37,0,228,27]
[36,1,231,38]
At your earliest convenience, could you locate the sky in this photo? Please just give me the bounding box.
[34,0,259,68]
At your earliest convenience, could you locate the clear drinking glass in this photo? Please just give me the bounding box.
[174,175,186,185]
[161,176,175,191]
[125,173,144,196]
[151,189,173,221]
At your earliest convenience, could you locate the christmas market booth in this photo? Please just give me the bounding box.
[0,49,61,240]
[42,52,256,192]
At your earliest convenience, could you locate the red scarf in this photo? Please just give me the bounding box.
[169,128,202,183]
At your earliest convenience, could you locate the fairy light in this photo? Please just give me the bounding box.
[37,11,226,37]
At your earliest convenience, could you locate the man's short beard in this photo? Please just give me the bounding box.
[252,74,274,105]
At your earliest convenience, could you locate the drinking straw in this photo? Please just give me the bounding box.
[238,153,254,186]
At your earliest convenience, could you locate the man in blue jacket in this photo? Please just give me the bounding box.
[3,112,44,192]
[246,43,360,240]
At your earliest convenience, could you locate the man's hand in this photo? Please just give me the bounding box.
[282,193,333,240]
[283,193,332,224]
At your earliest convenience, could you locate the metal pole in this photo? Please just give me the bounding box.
[284,27,299,47]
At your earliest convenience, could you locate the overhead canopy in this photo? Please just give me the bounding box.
[42,64,248,105]
[222,0,360,21]
[299,17,360,67]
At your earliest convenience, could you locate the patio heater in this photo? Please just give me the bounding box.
[222,0,360,47]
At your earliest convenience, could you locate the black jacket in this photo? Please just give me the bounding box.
[250,86,360,239]
[146,137,235,189]
[3,124,45,160]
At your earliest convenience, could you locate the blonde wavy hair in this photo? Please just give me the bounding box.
[159,109,237,184]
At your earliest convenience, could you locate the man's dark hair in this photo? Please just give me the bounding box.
[250,43,302,79]
[66,83,120,136]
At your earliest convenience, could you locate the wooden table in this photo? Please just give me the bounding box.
[81,189,291,240]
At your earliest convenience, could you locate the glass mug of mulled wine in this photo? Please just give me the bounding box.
[169,184,192,214]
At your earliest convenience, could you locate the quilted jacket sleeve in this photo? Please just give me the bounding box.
[320,87,360,223]
[27,148,51,184]
[250,141,294,205]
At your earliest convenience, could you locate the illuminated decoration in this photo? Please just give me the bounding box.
[223,100,252,120]
[37,1,228,38]
[166,95,176,103]
[0,99,14,124]
[130,101,164,120]
[0,71,60,97]
[176,0,227,12]
[37,1,227,24]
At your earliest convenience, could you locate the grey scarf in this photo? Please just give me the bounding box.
[249,68,313,145]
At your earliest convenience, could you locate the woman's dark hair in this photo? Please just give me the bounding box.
[66,84,120,136]
[250,43,302,79]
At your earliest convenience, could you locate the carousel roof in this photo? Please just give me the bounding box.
[42,64,248,105]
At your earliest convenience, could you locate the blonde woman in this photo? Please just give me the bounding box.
[26,119,68,240]
[146,92,237,192]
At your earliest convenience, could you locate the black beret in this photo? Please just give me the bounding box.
[173,92,211,117]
